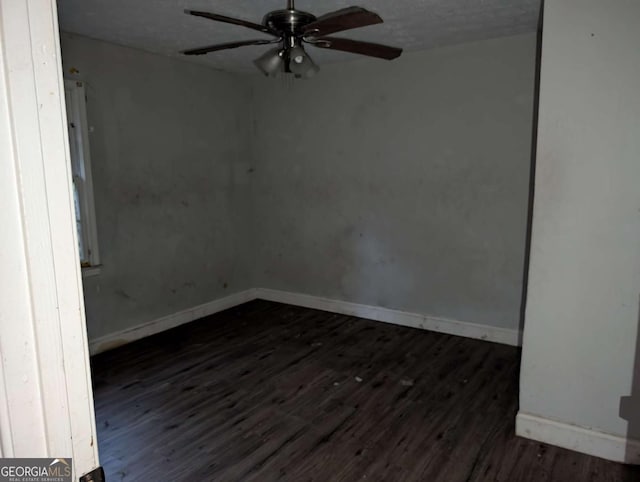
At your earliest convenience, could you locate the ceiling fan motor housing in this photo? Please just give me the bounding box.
[263,9,316,37]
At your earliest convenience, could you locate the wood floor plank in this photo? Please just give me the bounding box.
[91,300,640,481]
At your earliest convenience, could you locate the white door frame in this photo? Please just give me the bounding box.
[0,0,100,478]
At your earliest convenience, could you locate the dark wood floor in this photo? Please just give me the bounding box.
[92,300,639,481]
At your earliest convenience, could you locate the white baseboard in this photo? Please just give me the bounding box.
[516,412,640,464]
[89,289,256,355]
[254,288,521,346]
[89,287,520,355]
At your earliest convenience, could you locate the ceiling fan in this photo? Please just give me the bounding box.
[182,1,402,78]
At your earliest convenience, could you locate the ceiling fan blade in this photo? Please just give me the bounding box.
[302,7,383,37]
[185,9,276,36]
[182,39,277,56]
[310,37,402,60]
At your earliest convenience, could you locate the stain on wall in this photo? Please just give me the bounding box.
[250,33,538,330]
[60,33,254,340]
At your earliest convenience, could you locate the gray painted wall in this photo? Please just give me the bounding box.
[519,0,640,447]
[251,33,537,330]
[60,33,254,340]
[61,32,537,341]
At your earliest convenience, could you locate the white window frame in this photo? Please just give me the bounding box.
[64,79,100,275]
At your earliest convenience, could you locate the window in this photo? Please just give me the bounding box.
[64,79,100,275]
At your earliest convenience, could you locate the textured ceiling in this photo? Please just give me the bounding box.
[57,0,541,73]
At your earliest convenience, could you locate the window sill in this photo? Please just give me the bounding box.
[82,265,101,278]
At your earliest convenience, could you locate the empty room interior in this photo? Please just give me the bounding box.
[20,0,639,479]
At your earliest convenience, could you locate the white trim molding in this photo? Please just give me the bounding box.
[516,412,640,464]
[90,287,521,355]
[89,289,256,355]
[0,0,99,477]
[81,265,102,278]
[254,288,521,346]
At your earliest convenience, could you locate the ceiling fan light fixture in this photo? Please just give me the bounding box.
[254,48,284,76]
[289,45,306,64]
[288,48,319,78]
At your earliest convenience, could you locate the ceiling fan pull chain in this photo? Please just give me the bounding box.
[282,72,294,90]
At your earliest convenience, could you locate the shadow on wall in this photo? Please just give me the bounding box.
[518,1,544,343]
[620,294,640,464]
